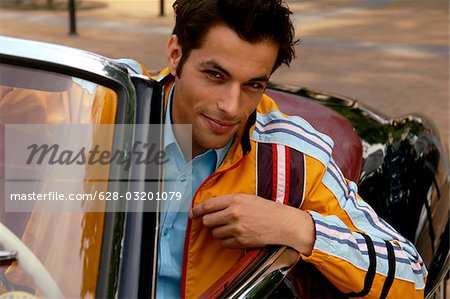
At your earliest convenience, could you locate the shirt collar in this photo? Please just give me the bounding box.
[163,84,232,169]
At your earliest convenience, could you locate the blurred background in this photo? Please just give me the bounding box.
[0,0,448,146]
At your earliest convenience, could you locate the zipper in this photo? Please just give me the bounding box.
[180,152,250,299]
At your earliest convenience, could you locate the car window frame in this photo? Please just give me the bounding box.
[0,47,136,298]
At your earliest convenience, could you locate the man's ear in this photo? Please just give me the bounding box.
[167,35,182,77]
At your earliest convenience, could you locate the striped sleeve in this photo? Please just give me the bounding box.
[252,110,427,298]
[301,156,427,298]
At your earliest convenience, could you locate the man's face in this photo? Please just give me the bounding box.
[167,24,278,157]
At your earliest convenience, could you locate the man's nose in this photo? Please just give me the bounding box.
[218,83,241,118]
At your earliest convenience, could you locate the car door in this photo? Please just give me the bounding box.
[0,36,162,298]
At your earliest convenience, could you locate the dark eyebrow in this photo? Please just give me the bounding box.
[248,75,269,83]
[199,60,231,77]
[199,60,270,83]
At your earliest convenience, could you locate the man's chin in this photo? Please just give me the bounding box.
[204,139,232,150]
[196,135,234,152]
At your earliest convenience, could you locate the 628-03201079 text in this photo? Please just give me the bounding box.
[9,191,182,201]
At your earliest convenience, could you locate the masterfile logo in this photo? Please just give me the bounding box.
[25,141,169,170]
[4,124,193,213]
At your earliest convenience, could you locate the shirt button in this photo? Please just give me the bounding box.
[179,175,187,182]
[163,228,169,236]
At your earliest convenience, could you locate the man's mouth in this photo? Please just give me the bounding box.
[202,114,238,134]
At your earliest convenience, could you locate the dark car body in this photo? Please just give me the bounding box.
[0,36,448,298]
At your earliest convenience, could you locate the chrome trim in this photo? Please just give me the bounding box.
[0,35,125,78]
[227,246,300,298]
[0,250,17,263]
[151,82,166,299]
[0,36,136,125]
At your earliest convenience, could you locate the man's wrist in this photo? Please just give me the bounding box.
[284,208,316,256]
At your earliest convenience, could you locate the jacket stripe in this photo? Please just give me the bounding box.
[347,182,404,242]
[257,117,334,149]
[324,159,426,278]
[347,233,376,297]
[256,143,273,200]
[328,160,349,197]
[275,144,287,204]
[311,212,425,286]
[283,146,290,205]
[325,160,414,247]
[340,182,424,270]
[272,144,278,201]
[253,112,334,167]
[256,142,305,208]
[254,123,332,164]
[347,185,424,267]
[288,148,305,208]
[323,165,424,267]
[315,219,414,265]
[255,121,333,154]
[380,241,396,298]
[324,155,410,245]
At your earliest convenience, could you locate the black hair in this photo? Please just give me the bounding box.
[172,0,297,76]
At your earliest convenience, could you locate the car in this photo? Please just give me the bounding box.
[0,35,448,298]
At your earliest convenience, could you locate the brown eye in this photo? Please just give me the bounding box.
[246,82,264,90]
[204,70,223,80]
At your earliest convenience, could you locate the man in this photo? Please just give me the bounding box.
[123,0,427,297]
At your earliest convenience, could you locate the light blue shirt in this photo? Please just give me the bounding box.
[157,85,232,298]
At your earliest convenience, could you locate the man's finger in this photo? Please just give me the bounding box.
[222,238,240,249]
[191,194,235,218]
[202,208,230,227]
[211,225,234,239]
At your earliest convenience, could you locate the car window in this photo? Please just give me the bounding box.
[0,63,118,298]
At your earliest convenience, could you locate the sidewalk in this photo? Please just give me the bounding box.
[0,0,176,68]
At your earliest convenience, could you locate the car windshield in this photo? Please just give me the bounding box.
[0,63,117,298]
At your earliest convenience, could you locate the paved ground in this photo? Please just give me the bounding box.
[0,0,449,146]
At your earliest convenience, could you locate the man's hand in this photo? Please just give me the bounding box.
[190,194,315,255]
